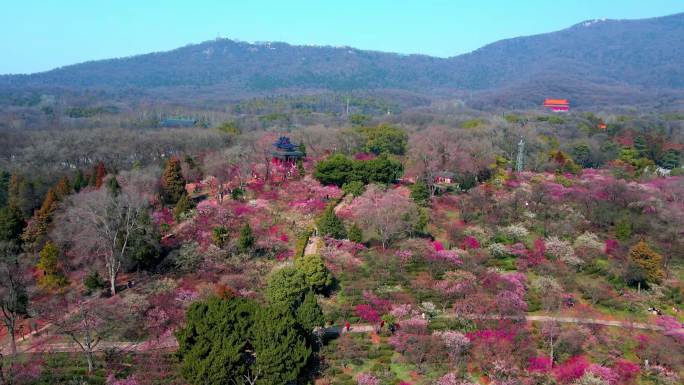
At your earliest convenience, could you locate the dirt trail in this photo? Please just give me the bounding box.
[5,313,679,354]
[455,314,667,331]
[304,236,320,256]
[304,196,348,257]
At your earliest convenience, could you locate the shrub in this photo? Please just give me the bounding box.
[573,373,609,385]
[614,219,631,241]
[347,223,363,243]
[434,372,477,385]
[573,232,603,252]
[499,224,530,241]
[84,270,106,294]
[488,242,510,258]
[230,187,244,200]
[211,226,229,248]
[356,373,380,385]
[173,193,194,221]
[342,181,365,197]
[463,226,490,244]
[237,223,255,253]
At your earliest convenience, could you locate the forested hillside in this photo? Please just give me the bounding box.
[2,7,684,385]
[1,13,684,108]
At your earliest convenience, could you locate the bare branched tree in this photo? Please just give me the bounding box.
[54,186,149,295]
[0,242,29,356]
[41,295,128,373]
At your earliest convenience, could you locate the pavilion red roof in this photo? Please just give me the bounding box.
[543,99,570,106]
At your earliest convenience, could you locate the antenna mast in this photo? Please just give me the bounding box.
[516,137,525,173]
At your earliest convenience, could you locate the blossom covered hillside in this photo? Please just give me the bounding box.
[0,123,683,385]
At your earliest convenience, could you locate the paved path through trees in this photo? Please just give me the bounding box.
[4,313,679,354]
[304,195,348,257]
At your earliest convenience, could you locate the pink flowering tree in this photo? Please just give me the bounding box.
[356,372,380,385]
[434,373,477,385]
[433,330,471,365]
[388,318,445,373]
[552,356,590,383]
[656,315,684,343]
[348,185,421,249]
[585,364,619,385]
[613,360,640,384]
[355,304,380,324]
[461,236,480,250]
[528,355,552,373]
[106,374,139,385]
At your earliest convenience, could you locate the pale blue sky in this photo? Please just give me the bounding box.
[2,0,683,74]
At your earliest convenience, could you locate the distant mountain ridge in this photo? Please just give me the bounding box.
[2,12,684,108]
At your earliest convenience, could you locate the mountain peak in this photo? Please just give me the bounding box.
[576,18,610,28]
[1,12,683,108]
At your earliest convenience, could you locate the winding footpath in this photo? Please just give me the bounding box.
[6,197,683,354]
[303,195,349,257]
[5,312,679,354]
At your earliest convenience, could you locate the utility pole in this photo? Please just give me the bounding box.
[516,137,525,173]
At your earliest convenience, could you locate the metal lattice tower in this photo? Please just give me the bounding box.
[516,137,525,173]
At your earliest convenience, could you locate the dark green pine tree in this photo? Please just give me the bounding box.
[106,176,121,197]
[265,266,309,308]
[410,180,430,206]
[347,223,363,243]
[125,212,161,271]
[88,170,97,187]
[173,193,194,221]
[0,206,24,243]
[295,290,325,333]
[633,136,648,158]
[252,304,311,385]
[8,174,35,219]
[73,169,86,193]
[660,149,681,170]
[237,223,255,253]
[176,297,257,385]
[296,158,306,178]
[0,170,10,207]
[316,205,346,239]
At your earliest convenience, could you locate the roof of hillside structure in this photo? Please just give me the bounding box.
[273,136,299,152]
[435,171,456,178]
[159,118,197,127]
[543,99,570,105]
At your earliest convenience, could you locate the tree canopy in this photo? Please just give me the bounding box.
[316,206,346,239]
[313,154,402,187]
[176,295,312,385]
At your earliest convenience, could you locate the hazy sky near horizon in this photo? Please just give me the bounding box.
[2,0,683,74]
